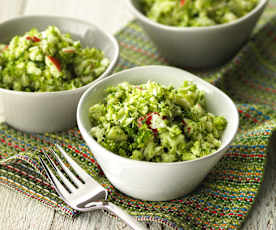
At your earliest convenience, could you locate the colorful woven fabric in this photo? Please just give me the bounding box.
[1,2,276,229]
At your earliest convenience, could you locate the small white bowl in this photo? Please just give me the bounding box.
[127,0,268,68]
[0,15,119,133]
[77,65,239,201]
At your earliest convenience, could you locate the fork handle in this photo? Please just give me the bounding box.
[103,202,148,230]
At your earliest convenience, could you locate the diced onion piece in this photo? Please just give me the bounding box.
[62,47,76,53]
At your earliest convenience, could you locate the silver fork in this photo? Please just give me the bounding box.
[39,144,147,230]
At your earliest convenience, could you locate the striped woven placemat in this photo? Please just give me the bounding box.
[1,2,276,229]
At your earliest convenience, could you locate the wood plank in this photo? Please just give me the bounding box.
[50,211,137,230]
[24,0,134,34]
[50,209,166,230]
[242,137,276,230]
[0,186,54,230]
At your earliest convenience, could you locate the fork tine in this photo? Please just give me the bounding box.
[50,148,83,188]
[42,149,76,193]
[41,146,147,230]
[39,155,70,198]
[56,144,90,181]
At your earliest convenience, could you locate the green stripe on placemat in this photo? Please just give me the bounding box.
[2,2,276,230]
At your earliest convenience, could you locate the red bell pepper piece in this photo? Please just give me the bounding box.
[180,0,186,6]
[47,56,61,72]
[137,112,163,135]
[182,120,191,133]
[0,45,8,52]
[137,116,145,128]
[32,36,41,42]
[26,36,41,42]
[146,112,159,134]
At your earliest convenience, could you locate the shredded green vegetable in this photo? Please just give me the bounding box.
[0,26,109,92]
[141,0,259,27]
[89,80,227,162]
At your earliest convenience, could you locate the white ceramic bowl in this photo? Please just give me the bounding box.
[127,0,268,68]
[0,15,119,133]
[77,65,239,201]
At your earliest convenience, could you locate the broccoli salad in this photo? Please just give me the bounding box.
[0,26,109,92]
[141,0,259,27]
[89,80,227,162]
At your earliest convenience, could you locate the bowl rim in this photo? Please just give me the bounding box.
[0,14,119,96]
[77,65,239,166]
[127,0,268,32]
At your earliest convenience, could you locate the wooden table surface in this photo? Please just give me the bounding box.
[1,0,276,229]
